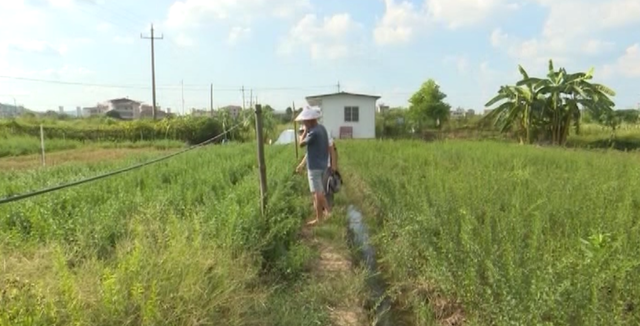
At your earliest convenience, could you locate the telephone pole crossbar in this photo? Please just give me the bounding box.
[141,24,163,120]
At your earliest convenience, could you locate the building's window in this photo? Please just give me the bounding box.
[344,106,359,122]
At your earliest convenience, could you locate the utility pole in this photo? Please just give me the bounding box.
[249,89,253,109]
[255,104,268,216]
[210,83,214,117]
[337,81,341,92]
[292,101,298,159]
[141,24,163,120]
[241,85,246,110]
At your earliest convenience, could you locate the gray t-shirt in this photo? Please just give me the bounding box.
[303,124,329,171]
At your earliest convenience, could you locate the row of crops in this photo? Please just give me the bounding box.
[0,144,326,325]
[341,140,640,325]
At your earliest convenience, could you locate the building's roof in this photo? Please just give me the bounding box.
[107,98,142,104]
[305,91,381,100]
[220,105,242,110]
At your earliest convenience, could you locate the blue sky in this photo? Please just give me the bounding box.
[0,0,639,114]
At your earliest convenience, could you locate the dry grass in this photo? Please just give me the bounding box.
[0,148,172,170]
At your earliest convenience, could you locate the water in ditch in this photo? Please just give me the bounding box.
[346,205,393,326]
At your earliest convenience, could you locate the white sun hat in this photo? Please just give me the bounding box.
[294,106,322,121]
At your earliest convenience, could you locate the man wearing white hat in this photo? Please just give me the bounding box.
[295,106,332,225]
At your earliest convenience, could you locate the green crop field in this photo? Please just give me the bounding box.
[5,138,640,326]
[341,140,640,325]
[0,143,331,325]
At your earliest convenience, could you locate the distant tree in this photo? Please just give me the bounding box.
[376,107,410,138]
[407,79,451,131]
[615,109,639,124]
[285,107,293,121]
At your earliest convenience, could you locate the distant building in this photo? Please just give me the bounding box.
[102,98,143,119]
[0,103,31,118]
[82,104,109,117]
[377,104,390,114]
[450,107,466,119]
[139,104,167,119]
[191,109,214,117]
[219,105,242,119]
[305,91,381,139]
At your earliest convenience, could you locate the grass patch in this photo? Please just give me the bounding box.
[0,136,184,158]
[0,143,331,325]
[341,139,640,325]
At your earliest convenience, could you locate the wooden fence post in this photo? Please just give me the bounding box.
[40,124,46,166]
[255,104,268,216]
[292,101,298,159]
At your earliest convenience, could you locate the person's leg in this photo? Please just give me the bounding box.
[321,169,333,216]
[307,170,322,224]
[313,170,330,218]
[307,170,326,225]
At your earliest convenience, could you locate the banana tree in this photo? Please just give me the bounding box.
[519,60,615,145]
[485,59,616,146]
[483,84,541,144]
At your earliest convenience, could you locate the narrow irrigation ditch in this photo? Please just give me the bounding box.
[346,205,393,326]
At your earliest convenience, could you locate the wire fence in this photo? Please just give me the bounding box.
[0,117,251,206]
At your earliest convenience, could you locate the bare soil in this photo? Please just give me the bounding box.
[300,221,367,326]
[0,148,170,170]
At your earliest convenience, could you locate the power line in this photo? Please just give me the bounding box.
[0,75,337,92]
[0,117,250,206]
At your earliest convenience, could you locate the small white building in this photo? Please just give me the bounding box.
[103,98,142,120]
[305,91,380,139]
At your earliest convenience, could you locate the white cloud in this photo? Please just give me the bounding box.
[427,0,518,29]
[5,39,67,56]
[0,1,47,31]
[373,0,519,45]
[582,39,615,55]
[603,44,640,78]
[488,28,617,74]
[489,28,568,71]
[174,34,195,47]
[165,0,311,29]
[490,29,508,47]
[97,22,112,32]
[0,60,93,80]
[113,36,134,44]
[489,0,640,75]
[373,0,428,45]
[228,27,251,44]
[279,13,364,60]
[443,55,469,73]
[48,0,74,7]
[535,0,640,38]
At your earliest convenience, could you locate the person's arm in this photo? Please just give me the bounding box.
[296,154,307,172]
[299,128,316,147]
[329,145,338,171]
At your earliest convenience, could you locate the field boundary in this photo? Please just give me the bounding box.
[341,167,466,326]
[0,118,249,205]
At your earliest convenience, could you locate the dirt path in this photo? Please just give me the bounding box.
[300,215,368,326]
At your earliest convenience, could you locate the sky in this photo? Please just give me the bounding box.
[0,0,639,114]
